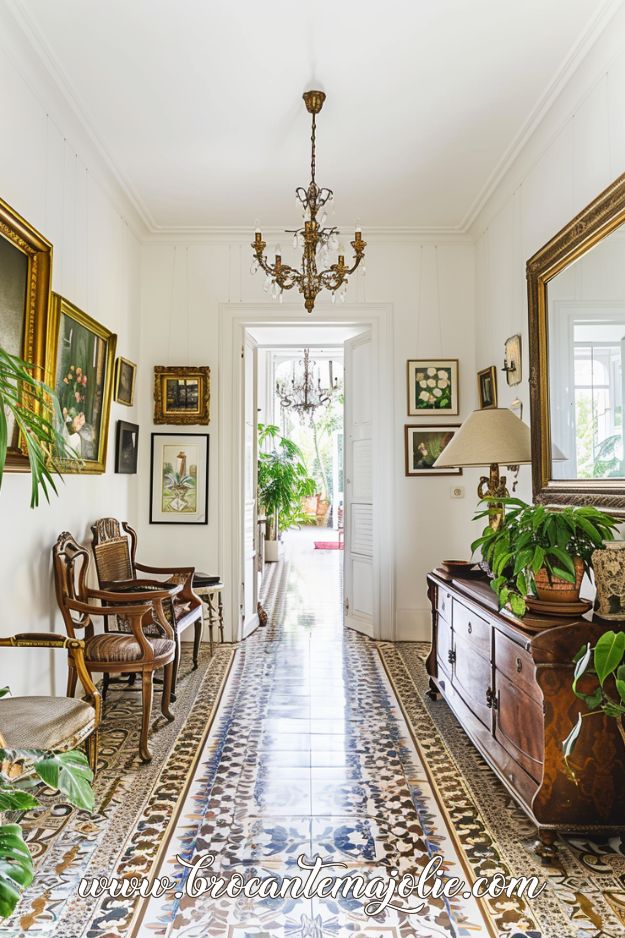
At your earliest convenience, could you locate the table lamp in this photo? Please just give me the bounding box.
[433,408,532,525]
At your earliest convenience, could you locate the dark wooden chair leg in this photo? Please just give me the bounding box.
[218,593,224,643]
[66,662,78,698]
[170,631,181,697]
[86,729,99,775]
[101,672,110,702]
[161,663,175,722]
[139,670,154,763]
[193,619,202,668]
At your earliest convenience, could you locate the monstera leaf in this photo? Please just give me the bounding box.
[0,824,33,918]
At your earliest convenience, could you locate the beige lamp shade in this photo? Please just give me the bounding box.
[433,408,532,468]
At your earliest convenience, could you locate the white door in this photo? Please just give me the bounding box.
[343,330,375,637]
[242,333,259,637]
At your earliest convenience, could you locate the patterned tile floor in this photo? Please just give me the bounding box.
[135,529,494,937]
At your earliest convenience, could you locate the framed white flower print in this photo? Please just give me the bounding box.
[407,359,459,415]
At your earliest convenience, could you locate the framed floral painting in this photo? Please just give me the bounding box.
[49,293,116,473]
[150,432,209,524]
[405,425,462,476]
[407,359,458,415]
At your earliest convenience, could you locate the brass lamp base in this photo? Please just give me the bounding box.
[477,463,509,529]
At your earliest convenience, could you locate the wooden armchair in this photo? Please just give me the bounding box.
[0,633,100,773]
[91,518,203,695]
[53,532,176,763]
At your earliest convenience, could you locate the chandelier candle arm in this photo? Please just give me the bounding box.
[251,90,366,313]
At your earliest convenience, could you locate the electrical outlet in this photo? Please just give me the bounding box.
[450,485,465,499]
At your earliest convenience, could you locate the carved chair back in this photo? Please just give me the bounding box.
[91,517,138,585]
[52,532,95,640]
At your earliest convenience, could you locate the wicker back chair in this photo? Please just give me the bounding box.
[53,532,176,763]
[91,518,203,694]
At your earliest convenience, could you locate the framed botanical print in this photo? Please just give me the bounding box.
[0,196,53,471]
[114,356,136,406]
[477,365,497,409]
[407,359,458,415]
[405,425,462,476]
[48,294,117,473]
[154,366,210,425]
[150,432,209,524]
[115,420,139,474]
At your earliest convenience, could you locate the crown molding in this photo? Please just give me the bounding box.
[7,0,623,244]
[460,0,625,233]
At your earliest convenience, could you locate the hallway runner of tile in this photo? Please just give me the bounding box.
[1,644,234,938]
[380,641,625,938]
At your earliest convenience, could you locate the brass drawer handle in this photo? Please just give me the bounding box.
[516,657,522,673]
[447,649,456,665]
[486,687,498,710]
[467,622,472,634]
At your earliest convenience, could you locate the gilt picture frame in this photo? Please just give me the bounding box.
[48,293,117,473]
[0,195,53,471]
[114,356,137,406]
[154,365,210,425]
[150,432,209,524]
[477,365,498,409]
[407,359,459,415]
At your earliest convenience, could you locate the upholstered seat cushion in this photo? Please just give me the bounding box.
[0,696,96,751]
[85,634,174,664]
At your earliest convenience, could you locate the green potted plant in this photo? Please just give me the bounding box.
[0,353,90,917]
[257,424,316,562]
[563,630,625,765]
[471,498,619,617]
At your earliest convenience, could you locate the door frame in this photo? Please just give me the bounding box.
[218,302,395,643]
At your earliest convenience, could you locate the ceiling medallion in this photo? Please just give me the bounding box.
[251,90,366,313]
[276,348,341,420]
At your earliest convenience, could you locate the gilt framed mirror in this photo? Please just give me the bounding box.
[528,171,625,513]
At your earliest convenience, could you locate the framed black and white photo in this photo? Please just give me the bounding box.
[150,432,209,524]
[115,420,139,474]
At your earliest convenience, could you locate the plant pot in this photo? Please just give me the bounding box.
[534,556,584,603]
[592,542,625,620]
[265,539,280,563]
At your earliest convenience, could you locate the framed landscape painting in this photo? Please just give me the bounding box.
[407,359,458,415]
[150,432,209,524]
[114,356,137,406]
[154,365,210,425]
[49,293,117,473]
[405,425,462,476]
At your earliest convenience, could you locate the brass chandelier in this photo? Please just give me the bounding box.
[276,348,341,420]
[251,90,366,313]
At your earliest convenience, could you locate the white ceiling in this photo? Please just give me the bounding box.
[13,0,614,232]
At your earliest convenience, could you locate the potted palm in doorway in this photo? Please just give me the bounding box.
[257,424,316,561]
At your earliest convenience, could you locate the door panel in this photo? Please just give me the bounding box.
[242,334,258,635]
[452,633,492,729]
[495,672,544,782]
[343,331,375,636]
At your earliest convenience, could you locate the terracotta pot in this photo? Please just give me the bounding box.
[592,542,625,620]
[534,556,584,603]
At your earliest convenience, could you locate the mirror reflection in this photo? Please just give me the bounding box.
[548,222,625,480]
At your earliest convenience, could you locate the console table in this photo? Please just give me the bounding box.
[426,569,625,856]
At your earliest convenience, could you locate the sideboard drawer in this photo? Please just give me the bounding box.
[453,631,493,729]
[452,598,490,658]
[495,670,544,782]
[437,586,452,623]
[495,631,540,704]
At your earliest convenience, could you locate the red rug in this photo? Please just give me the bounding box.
[314,541,344,550]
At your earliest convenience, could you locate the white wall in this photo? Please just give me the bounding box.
[138,235,477,640]
[472,0,625,508]
[0,8,142,694]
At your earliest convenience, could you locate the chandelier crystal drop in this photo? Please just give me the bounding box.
[276,349,341,420]
[251,90,366,314]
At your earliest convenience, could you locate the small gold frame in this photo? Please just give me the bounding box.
[0,196,53,471]
[48,293,117,474]
[114,356,137,406]
[153,366,210,425]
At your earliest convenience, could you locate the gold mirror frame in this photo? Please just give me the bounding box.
[527,171,625,513]
[0,196,53,471]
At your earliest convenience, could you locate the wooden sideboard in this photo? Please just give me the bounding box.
[426,569,625,856]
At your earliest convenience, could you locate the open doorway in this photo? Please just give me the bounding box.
[219,305,395,645]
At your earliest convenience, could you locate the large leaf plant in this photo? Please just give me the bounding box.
[471,497,619,617]
[0,353,91,917]
[258,424,316,536]
[0,347,78,507]
[563,631,625,769]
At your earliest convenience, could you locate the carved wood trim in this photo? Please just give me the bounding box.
[527,171,625,514]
